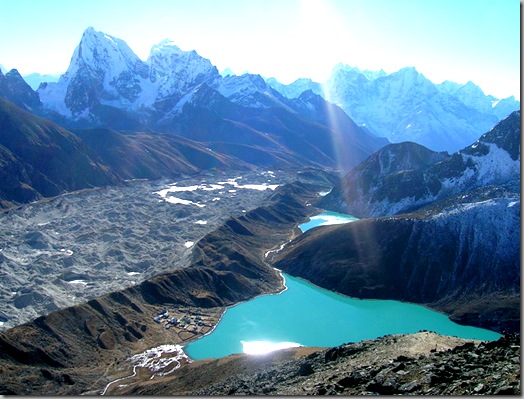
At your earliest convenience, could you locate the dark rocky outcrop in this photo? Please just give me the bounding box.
[0,69,41,111]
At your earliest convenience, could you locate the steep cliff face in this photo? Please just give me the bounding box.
[274,189,520,333]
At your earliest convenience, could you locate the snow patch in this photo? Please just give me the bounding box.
[67,280,88,286]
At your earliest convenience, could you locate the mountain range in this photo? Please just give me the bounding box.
[0,28,390,208]
[0,111,519,393]
[2,26,518,166]
[267,65,519,153]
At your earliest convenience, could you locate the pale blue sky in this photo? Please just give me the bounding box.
[0,0,520,99]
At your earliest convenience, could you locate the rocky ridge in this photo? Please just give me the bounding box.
[0,97,119,208]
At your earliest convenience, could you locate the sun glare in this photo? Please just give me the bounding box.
[293,0,349,82]
[241,340,302,355]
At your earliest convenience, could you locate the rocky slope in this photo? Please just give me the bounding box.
[321,110,520,218]
[181,332,520,396]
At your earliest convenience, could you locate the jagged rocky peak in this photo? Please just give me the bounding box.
[220,67,236,77]
[491,95,521,120]
[327,64,369,93]
[221,73,270,92]
[331,63,387,81]
[217,73,286,108]
[386,67,437,96]
[265,77,322,99]
[322,112,520,218]
[38,27,151,117]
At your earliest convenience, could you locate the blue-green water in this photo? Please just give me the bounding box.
[298,210,359,232]
[185,212,501,360]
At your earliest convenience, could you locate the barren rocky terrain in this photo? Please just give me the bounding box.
[0,169,300,331]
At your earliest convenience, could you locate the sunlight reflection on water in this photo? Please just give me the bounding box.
[241,340,302,355]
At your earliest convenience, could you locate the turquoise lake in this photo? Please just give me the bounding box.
[185,212,501,360]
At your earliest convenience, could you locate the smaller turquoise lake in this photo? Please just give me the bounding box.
[185,212,501,360]
[298,210,359,232]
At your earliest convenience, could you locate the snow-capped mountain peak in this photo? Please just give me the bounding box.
[65,27,147,83]
[331,63,386,82]
[147,39,219,97]
[39,27,150,117]
[220,67,236,77]
[267,63,518,153]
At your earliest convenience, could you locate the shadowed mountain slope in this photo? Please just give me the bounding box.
[0,98,119,208]
[73,128,250,179]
